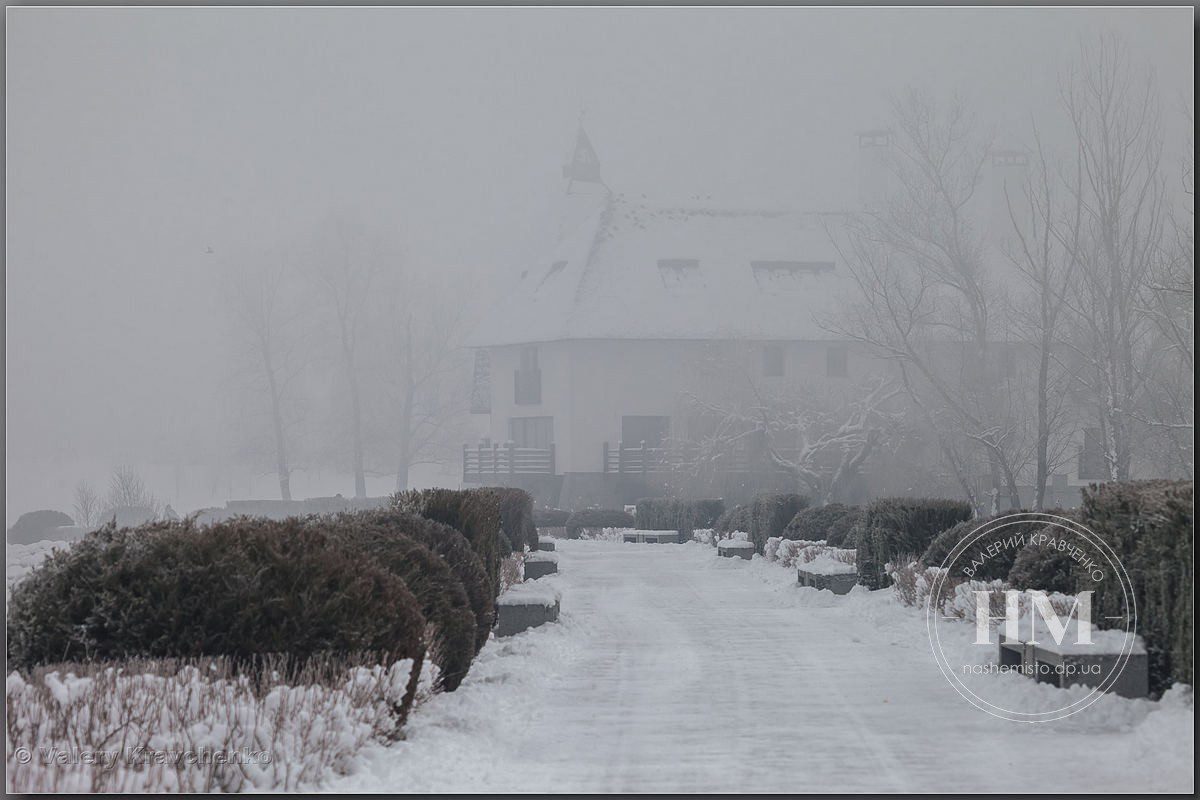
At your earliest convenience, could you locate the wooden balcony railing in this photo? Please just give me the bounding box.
[602,441,802,475]
[463,442,556,481]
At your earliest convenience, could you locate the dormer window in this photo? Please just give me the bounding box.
[657,258,702,288]
[751,260,834,290]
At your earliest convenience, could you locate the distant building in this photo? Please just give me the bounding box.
[464,127,1085,510]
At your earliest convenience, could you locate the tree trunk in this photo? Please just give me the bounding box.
[343,341,367,499]
[263,343,292,501]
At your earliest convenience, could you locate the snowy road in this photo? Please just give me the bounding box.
[335,540,1193,793]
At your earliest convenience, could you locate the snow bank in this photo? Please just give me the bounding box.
[524,551,559,565]
[764,537,855,571]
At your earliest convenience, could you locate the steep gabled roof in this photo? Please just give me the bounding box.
[468,191,855,347]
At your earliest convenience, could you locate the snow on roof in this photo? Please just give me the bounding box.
[467,191,855,347]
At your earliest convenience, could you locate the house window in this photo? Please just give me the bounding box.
[826,346,848,378]
[514,346,541,405]
[657,258,702,288]
[621,416,670,448]
[763,344,784,377]
[509,416,554,449]
[1078,427,1108,480]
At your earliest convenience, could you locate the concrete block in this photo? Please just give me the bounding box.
[523,552,559,580]
[718,540,754,560]
[495,598,560,637]
[796,568,857,594]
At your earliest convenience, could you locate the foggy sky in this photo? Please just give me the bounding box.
[5,6,1193,521]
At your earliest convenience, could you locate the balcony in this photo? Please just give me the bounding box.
[463,442,556,482]
[602,440,802,475]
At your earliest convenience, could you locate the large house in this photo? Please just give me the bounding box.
[463,128,1094,509]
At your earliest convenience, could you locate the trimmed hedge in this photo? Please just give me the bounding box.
[564,509,635,539]
[374,509,495,654]
[635,498,725,539]
[533,508,571,528]
[1007,525,1078,594]
[1079,480,1193,695]
[921,511,1066,581]
[749,494,809,554]
[326,514,476,691]
[784,504,862,547]
[854,497,973,589]
[495,488,538,553]
[395,488,504,598]
[713,504,751,536]
[6,518,429,715]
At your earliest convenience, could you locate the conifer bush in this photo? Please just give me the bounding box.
[564,508,635,539]
[784,504,862,547]
[6,517,428,717]
[634,498,725,539]
[1078,480,1193,694]
[749,493,809,554]
[394,488,505,598]
[325,513,477,691]
[853,497,972,589]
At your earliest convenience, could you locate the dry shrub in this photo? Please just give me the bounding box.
[5,652,431,792]
[500,554,523,593]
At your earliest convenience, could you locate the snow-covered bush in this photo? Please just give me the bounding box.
[5,653,431,792]
[500,553,523,592]
[764,537,855,569]
[888,559,1077,621]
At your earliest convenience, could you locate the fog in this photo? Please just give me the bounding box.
[5,6,1193,525]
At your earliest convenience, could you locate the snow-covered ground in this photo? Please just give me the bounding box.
[332,539,1194,793]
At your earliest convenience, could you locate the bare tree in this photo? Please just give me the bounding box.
[308,218,383,498]
[1004,124,1083,508]
[72,480,100,528]
[829,90,1028,511]
[223,259,304,501]
[1058,33,1167,481]
[105,465,160,516]
[379,278,473,491]
[1134,100,1194,475]
[676,343,902,503]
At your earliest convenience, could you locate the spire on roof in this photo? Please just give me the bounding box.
[562,115,604,191]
